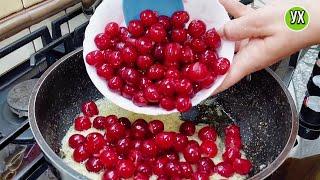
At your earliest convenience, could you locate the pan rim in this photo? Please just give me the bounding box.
[29,48,298,180]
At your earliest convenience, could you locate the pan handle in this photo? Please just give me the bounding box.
[81,0,102,16]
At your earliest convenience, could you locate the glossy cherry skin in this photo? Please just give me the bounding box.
[105,115,119,127]
[200,74,216,89]
[147,64,165,80]
[225,136,242,150]
[200,50,218,67]
[180,162,193,178]
[233,158,252,175]
[165,161,182,177]
[191,172,209,180]
[86,132,105,153]
[132,91,148,107]
[171,11,190,28]
[81,101,99,117]
[196,157,215,175]
[181,46,195,64]
[172,28,188,43]
[158,78,176,97]
[94,33,112,50]
[176,96,192,113]
[102,170,119,180]
[200,140,218,158]
[204,28,221,49]
[141,139,158,157]
[116,160,135,178]
[106,122,126,141]
[136,163,153,177]
[191,38,207,53]
[198,126,217,142]
[215,162,235,178]
[148,120,164,134]
[137,55,154,70]
[148,24,167,43]
[139,77,153,90]
[128,20,145,37]
[74,116,91,131]
[188,20,206,38]
[140,9,158,27]
[223,147,241,162]
[179,121,196,136]
[188,62,209,82]
[122,67,141,86]
[108,51,123,68]
[120,46,138,65]
[225,124,241,137]
[97,64,114,80]
[164,43,182,63]
[160,97,176,111]
[122,84,137,99]
[100,147,118,169]
[176,79,193,96]
[105,22,120,37]
[153,157,169,176]
[144,84,161,103]
[86,50,105,66]
[108,76,123,93]
[131,119,149,139]
[73,144,90,162]
[173,133,188,152]
[118,117,131,129]
[135,37,154,55]
[165,67,180,79]
[68,134,85,149]
[183,143,201,164]
[85,157,103,173]
[215,57,230,75]
[158,15,172,30]
[155,132,176,150]
[153,44,165,61]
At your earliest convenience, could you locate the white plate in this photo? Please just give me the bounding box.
[83,0,235,115]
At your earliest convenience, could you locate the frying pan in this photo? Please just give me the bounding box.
[29,48,298,179]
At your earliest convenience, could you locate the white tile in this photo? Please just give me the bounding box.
[30,11,69,51]
[66,3,88,32]
[0,29,35,76]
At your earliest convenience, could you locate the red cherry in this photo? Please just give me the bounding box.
[153,157,169,176]
[116,160,135,178]
[137,55,154,70]
[120,27,131,41]
[103,49,112,61]
[215,57,230,75]
[188,140,200,148]
[225,124,241,137]
[148,120,164,134]
[165,67,180,79]
[155,132,175,150]
[180,64,191,79]
[225,136,242,150]
[197,157,215,175]
[179,121,196,136]
[81,101,99,117]
[94,33,112,50]
[100,147,118,168]
[191,172,209,180]
[173,133,188,152]
[97,64,114,80]
[148,24,167,43]
[160,97,176,111]
[233,158,252,175]
[171,11,190,28]
[131,119,149,139]
[134,173,149,180]
[223,148,241,163]
[120,46,138,65]
[180,162,193,178]
[132,91,148,107]
[106,122,125,141]
[181,46,195,64]
[131,139,143,149]
[147,64,165,80]
[68,134,85,149]
[200,140,218,158]
[191,38,207,53]
[200,74,216,89]
[139,77,153,89]
[86,50,105,66]
[140,9,158,27]
[118,117,131,129]
[73,144,90,162]
[108,51,122,68]
[204,28,221,49]
[188,62,209,82]
[74,116,91,131]
[102,170,119,180]
[188,20,206,38]
[183,143,201,163]
[116,138,132,155]
[105,115,118,127]
[165,161,182,177]
[105,22,120,37]
[85,157,103,173]
[172,29,188,43]
[128,20,145,37]
[158,15,172,30]
[198,126,217,142]
[128,149,144,166]
[122,84,137,99]
[108,76,123,93]
[144,84,161,103]
[158,78,176,97]
[176,79,193,96]
[135,37,154,54]
[153,44,165,61]
[164,43,182,63]
[215,162,235,178]
[136,163,153,177]
[122,68,141,86]
[162,151,179,162]
[176,96,192,113]
[193,83,202,93]
[200,50,218,67]
[86,133,105,154]
[141,139,158,157]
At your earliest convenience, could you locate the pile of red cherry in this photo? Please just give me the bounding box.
[68,101,252,180]
[85,10,230,113]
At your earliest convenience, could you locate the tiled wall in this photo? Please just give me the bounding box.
[0,3,88,76]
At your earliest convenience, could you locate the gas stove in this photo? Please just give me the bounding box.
[0,1,319,179]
